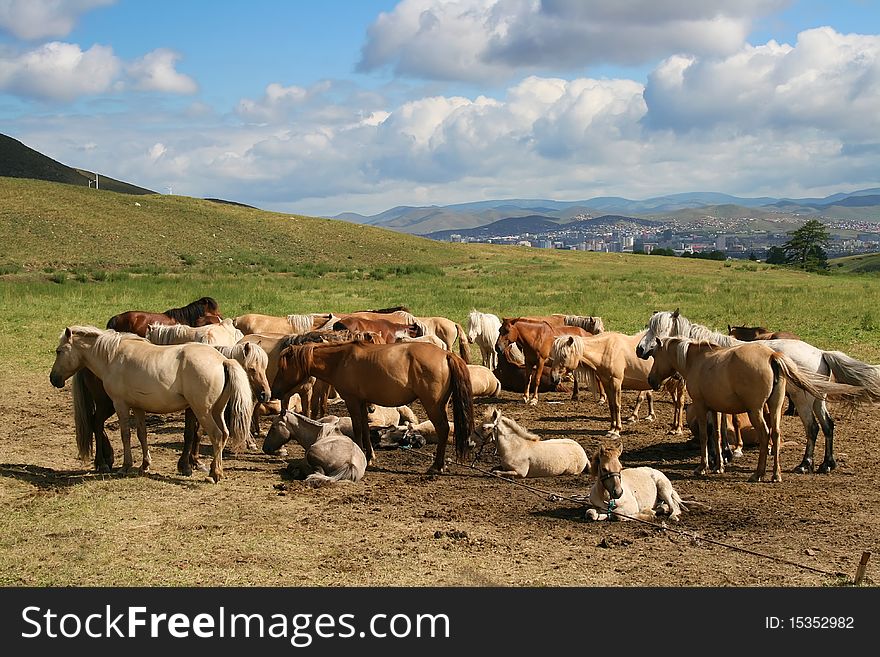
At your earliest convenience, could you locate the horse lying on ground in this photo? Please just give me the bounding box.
[585,443,687,522]
[107,296,222,336]
[262,411,366,486]
[728,324,801,341]
[470,407,587,478]
[467,364,502,397]
[378,419,456,448]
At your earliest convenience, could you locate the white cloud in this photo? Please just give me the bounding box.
[0,42,199,101]
[358,0,788,82]
[0,41,120,101]
[148,142,167,161]
[0,0,115,40]
[128,49,198,94]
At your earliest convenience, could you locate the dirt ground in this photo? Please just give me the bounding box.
[1,374,877,587]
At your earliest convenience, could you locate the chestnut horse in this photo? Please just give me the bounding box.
[271,341,474,473]
[645,336,868,481]
[331,316,422,344]
[106,296,222,336]
[728,324,800,341]
[495,318,592,405]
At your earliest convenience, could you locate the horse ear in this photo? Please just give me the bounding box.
[567,336,574,345]
[242,341,253,354]
[491,407,501,423]
[64,327,72,340]
[589,452,599,477]
[672,308,680,318]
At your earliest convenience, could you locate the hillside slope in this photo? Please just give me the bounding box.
[0,133,156,195]
[0,177,466,272]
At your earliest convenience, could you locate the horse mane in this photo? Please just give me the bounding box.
[90,327,145,360]
[564,315,605,333]
[146,323,192,344]
[163,297,219,325]
[215,342,269,370]
[497,414,542,442]
[358,305,411,314]
[286,314,315,334]
[550,334,583,369]
[651,311,738,347]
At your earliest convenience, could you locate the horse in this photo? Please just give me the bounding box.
[262,411,367,486]
[492,345,569,395]
[106,296,222,336]
[378,419,456,448]
[555,314,606,334]
[636,309,880,473]
[470,407,587,478]
[585,442,687,522]
[332,316,422,344]
[395,334,447,350]
[50,326,253,483]
[467,364,502,397]
[175,341,272,476]
[271,340,474,473]
[415,315,470,363]
[549,331,687,437]
[495,318,593,405]
[645,336,868,481]
[232,313,336,337]
[145,317,243,346]
[466,309,502,370]
[728,324,801,341]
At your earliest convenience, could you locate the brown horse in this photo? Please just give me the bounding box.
[106,296,222,336]
[645,336,867,481]
[549,331,686,437]
[728,324,801,341]
[271,341,474,473]
[332,316,422,344]
[495,318,592,405]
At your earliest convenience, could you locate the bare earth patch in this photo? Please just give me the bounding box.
[1,374,876,587]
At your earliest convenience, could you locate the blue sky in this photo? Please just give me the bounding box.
[1,0,879,216]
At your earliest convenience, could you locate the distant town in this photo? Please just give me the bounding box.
[442,214,880,259]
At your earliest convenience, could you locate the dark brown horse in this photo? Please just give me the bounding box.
[107,296,222,337]
[495,318,592,405]
[272,340,474,473]
[728,324,800,341]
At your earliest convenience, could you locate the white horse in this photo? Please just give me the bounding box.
[470,407,588,478]
[262,410,367,486]
[585,443,687,522]
[146,317,243,346]
[467,364,502,397]
[466,309,502,370]
[50,326,253,483]
[636,309,880,474]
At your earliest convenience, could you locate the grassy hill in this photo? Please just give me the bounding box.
[0,176,466,274]
[0,133,155,195]
[828,252,880,273]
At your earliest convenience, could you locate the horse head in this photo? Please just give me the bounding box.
[50,326,91,388]
[591,442,624,500]
[469,406,501,454]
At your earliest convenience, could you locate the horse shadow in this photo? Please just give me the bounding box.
[0,463,203,490]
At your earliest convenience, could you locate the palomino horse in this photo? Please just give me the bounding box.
[271,340,474,473]
[728,325,800,341]
[585,443,687,522]
[415,316,470,363]
[467,364,502,397]
[146,317,243,346]
[637,309,880,473]
[231,312,336,336]
[466,309,502,370]
[645,336,868,481]
[470,407,587,478]
[106,296,222,336]
[495,318,592,405]
[50,326,253,483]
[549,331,687,437]
[262,411,367,486]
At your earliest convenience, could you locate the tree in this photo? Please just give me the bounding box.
[783,219,830,270]
[765,246,787,264]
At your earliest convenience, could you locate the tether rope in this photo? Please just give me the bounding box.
[399,446,849,580]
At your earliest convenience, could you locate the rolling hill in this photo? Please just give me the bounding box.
[0,133,156,195]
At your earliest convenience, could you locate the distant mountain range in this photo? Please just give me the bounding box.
[336,188,880,236]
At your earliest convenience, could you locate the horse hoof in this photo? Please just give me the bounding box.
[693,466,709,477]
[793,461,813,474]
[646,415,656,423]
[426,465,446,475]
[529,398,538,406]
[771,474,782,483]
[732,448,744,459]
[818,461,836,474]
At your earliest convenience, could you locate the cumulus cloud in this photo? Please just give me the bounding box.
[0,43,199,101]
[357,0,788,82]
[0,41,120,101]
[0,0,115,40]
[127,49,198,94]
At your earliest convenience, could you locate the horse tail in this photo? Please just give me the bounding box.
[304,464,363,487]
[221,359,254,453]
[446,353,475,460]
[771,352,876,404]
[72,370,96,461]
[821,350,880,396]
[454,321,470,363]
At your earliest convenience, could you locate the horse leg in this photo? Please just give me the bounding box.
[345,398,374,466]
[709,411,724,474]
[571,373,579,402]
[115,401,135,472]
[626,392,643,423]
[93,391,116,472]
[767,385,786,483]
[645,391,655,422]
[789,388,819,473]
[748,408,772,482]
[605,379,623,437]
[131,409,150,473]
[694,407,710,476]
[196,410,226,484]
[424,405,451,475]
[813,398,836,474]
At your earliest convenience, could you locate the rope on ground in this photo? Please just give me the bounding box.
[399,446,849,581]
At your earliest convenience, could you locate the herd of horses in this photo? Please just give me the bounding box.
[48,297,880,520]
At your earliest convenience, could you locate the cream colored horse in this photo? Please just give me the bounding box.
[232,312,336,336]
[549,331,686,438]
[50,326,253,483]
[146,317,243,346]
[585,443,687,522]
[467,364,502,397]
[470,407,587,478]
[415,315,471,362]
[262,410,366,486]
